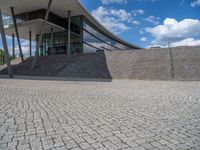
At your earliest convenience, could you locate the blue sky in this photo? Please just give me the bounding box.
[80,0,200,48]
[0,0,200,55]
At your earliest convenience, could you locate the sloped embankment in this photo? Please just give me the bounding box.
[0,46,199,81]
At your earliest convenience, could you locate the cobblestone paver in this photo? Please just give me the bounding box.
[0,79,200,150]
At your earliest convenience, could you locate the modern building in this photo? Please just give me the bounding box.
[0,0,140,77]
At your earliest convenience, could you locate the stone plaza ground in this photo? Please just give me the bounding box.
[0,78,200,150]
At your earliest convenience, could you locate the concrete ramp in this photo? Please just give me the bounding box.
[0,46,200,81]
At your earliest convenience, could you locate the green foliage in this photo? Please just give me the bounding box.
[0,49,5,65]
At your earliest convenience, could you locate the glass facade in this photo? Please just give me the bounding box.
[70,16,83,54]
[38,30,83,56]
[82,18,132,53]
[3,8,138,56]
[38,16,83,56]
[37,15,136,55]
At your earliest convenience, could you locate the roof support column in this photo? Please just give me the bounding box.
[11,7,24,62]
[67,10,71,55]
[50,28,54,55]
[12,34,15,59]
[0,9,13,78]
[31,0,52,69]
[29,31,32,57]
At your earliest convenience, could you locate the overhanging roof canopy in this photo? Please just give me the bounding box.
[0,0,81,18]
[5,19,65,40]
[0,0,141,49]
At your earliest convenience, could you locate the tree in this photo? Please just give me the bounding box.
[0,49,5,65]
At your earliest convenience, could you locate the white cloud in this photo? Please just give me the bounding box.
[101,0,127,5]
[140,37,147,42]
[0,35,36,57]
[137,0,158,2]
[170,38,200,47]
[191,0,200,7]
[110,9,132,22]
[146,18,200,44]
[144,16,160,25]
[91,6,131,34]
[146,18,200,47]
[132,9,145,16]
[148,38,200,48]
[10,39,36,57]
[139,30,144,35]
[13,40,29,56]
[132,20,140,25]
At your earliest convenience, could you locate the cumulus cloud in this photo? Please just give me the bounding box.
[144,16,160,25]
[15,41,29,56]
[0,35,36,57]
[100,0,127,5]
[148,38,200,48]
[191,0,200,7]
[140,37,147,42]
[110,9,132,22]
[11,39,36,57]
[91,6,131,34]
[132,9,145,16]
[91,4,146,33]
[137,0,158,2]
[132,20,140,25]
[170,38,200,47]
[146,18,200,47]
[139,30,144,35]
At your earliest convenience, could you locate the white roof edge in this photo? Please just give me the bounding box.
[76,0,141,49]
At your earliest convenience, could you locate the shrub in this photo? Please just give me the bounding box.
[0,49,5,65]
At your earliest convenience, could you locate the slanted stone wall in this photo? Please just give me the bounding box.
[0,46,200,81]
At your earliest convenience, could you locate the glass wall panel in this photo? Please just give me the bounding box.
[53,32,67,55]
[71,16,83,28]
[38,31,67,56]
[83,43,103,53]
[35,15,134,56]
[71,16,83,54]
[38,30,82,55]
[71,32,82,54]
[82,17,133,53]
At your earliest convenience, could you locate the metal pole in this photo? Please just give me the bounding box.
[12,34,15,59]
[29,31,32,57]
[11,7,24,62]
[0,9,13,78]
[31,0,52,69]
[67,10,71,55]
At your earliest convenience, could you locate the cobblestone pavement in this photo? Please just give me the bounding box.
[0,79,200,150]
